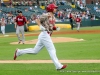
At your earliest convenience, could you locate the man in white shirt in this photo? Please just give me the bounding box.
[0,17,6,35]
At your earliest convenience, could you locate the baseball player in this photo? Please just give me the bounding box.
[0,17,6,35]
[14,3,66,70]
[69,12,74,30]
[75,16,81,32]
[15,11,28,44]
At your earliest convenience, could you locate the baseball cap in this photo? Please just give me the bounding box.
[17,11,22,13]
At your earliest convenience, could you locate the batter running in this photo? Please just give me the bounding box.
[14,3,67,70]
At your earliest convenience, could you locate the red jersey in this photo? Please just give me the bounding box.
[76,18,81,22]
[16,15,27,26]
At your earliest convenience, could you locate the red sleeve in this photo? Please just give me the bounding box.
[15,16,18,22]
[79,18,81,22]
[80,18,81,22]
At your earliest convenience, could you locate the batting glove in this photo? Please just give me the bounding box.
[56,27,60,31]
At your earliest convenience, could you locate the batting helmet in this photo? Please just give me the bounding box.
[46,3,58,12]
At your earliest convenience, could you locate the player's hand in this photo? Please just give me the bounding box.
[26,25,28,29]
[15,25,16,29]
[40,25,46,31]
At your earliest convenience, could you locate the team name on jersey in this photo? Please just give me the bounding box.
[18,18,23,21]
[76,18,81,22]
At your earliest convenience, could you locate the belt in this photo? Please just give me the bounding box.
[17,25,24,26]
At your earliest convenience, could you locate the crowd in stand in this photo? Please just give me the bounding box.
[0,0,99,25]
[75,0,100,13]
[55,9,96,22]
[93,3,100,13]
[0,10,15,24]
[9,0,36,6]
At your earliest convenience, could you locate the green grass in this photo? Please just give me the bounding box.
[54,26,100,31]
[0,33,100,60]
[0,26,100,75]
[0,63,100,75]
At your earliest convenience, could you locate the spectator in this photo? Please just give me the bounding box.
[29,6,33,11]
[80,4,84,9]
[91,0,94,4]
[96,2,99,5]
[29,0,32,6]
[35,4,38,8]
[0,9,2,13]
[85,14,89,20]
[25,1,28,6]
[91,14,95,20]
[94,6,96,11]
[25,8,28,11]
[77,0,80,6]
[21,1,24,6]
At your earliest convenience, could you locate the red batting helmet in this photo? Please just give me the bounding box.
[46,3,58,12]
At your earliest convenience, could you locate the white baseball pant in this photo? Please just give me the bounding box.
[76,22,80,30]
[1,26,5,35]
[16,25,25,43]
[17,31,63,69]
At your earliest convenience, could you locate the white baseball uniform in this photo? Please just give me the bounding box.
[0,18,6,35]
[16,13,63,69]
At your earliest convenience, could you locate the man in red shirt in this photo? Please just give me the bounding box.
[75,16,81,32]
[15,11,28,44]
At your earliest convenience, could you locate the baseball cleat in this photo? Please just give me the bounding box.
[18,40,22,44]
[14,49,18,60]
[77,30,79,32]
[57,65,67,70]
[18,42,21,44]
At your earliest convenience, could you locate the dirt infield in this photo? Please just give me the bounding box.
[24,30,100,36]
[0,60,100,63]
[0,30,100,38]
[10,29,100,44]
[10,37,84,44]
